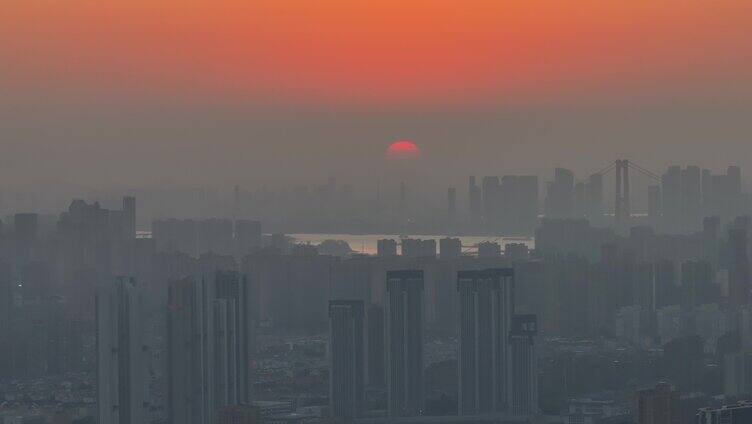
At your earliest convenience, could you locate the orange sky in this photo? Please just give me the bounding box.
[2,0,752,106]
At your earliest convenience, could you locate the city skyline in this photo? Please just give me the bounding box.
[2,2,752,188]
[4,1,752,423]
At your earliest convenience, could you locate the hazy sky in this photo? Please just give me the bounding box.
[2,0,752,190]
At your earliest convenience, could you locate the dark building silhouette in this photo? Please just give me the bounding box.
[385,270,424,417]
[447,187,457,227]
[477,241,501,258]
[697,402,752,423]
[544,168,574,220]
[367,303,386,387]
[328,300,365,420]
[167,271,252,424]
[439,237,461,259]
[234,219,262,256]
[587,173,604,226]
[377,238,398,257]
[122,196,136,239]
[401,238,436,258]
[457,268,515,416]
[728,227,750,308]
[509,314,538,417]
[633,382,680,424]
[216,405,261,424]
[96,276,149,424]
[468,176,482,227]
[481,176,501,232]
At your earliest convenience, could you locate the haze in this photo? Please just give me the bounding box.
[1,0,752,193]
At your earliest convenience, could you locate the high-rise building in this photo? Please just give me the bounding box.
[167,271,252,424]
[647,185,661,228]
[477,242,501,258]
[482,176,501,232]
[469,176,482,226]
[496,175,539,236]
[544,168,574,219]
[96,276,149,424]
[234,220,262,256]
[682,166,702,230]
[509,314,538,417]
[329,300,365,420]
[587,173,604,226]
[216,405,261,424]
[697,401,752,423]
[367,303,386,387]
[661,166,682,233]
[122,196,136,239]
[13,213,38,266]
[724,351,752,397]
[385,270,424,417]
[728,227,750,308]
[633,382,680,424]
[377,239,398,257]
[447,187,457,226]
[439,237,461,259]
[457,268,515,416]
[401,238,436,258]
[0,261,12,378]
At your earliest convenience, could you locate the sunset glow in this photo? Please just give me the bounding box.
[2,1,752,106]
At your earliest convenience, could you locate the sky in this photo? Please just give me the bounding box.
[2,0,752,191]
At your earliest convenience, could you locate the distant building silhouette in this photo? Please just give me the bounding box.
[377,239,398,257]
[439,237,461,259]
[544,168,574,220]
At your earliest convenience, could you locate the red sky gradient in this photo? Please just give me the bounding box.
[2,0,752,107]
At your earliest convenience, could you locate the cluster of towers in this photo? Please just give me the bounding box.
[96,271,253,424]
[328,268,538,420]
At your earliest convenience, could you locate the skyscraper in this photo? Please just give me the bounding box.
[661,166,682,233]
[633,382,680,424]
[447,187,457,226]
[698,402,752,423]
[122,196,136,239]
[544,168,574,219]
[587,173,604,226]
[329,300,365,420]
[682,166,702,231]
[234,220,262,256]
[728,227,750,308]
[457,268,515,416]
[509,314,538,417]
[377,239,398,257]
[385,270,424,417]
[367,303,386,387]
[482,176,501,232]
[216,405,261,424]
[0,261,12,378]
[469,176,482,226]
[439,237,461,259]
[167,271,252,424]
[647,185,661,228]
[96,276,149,424]
[499,175,539,236]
